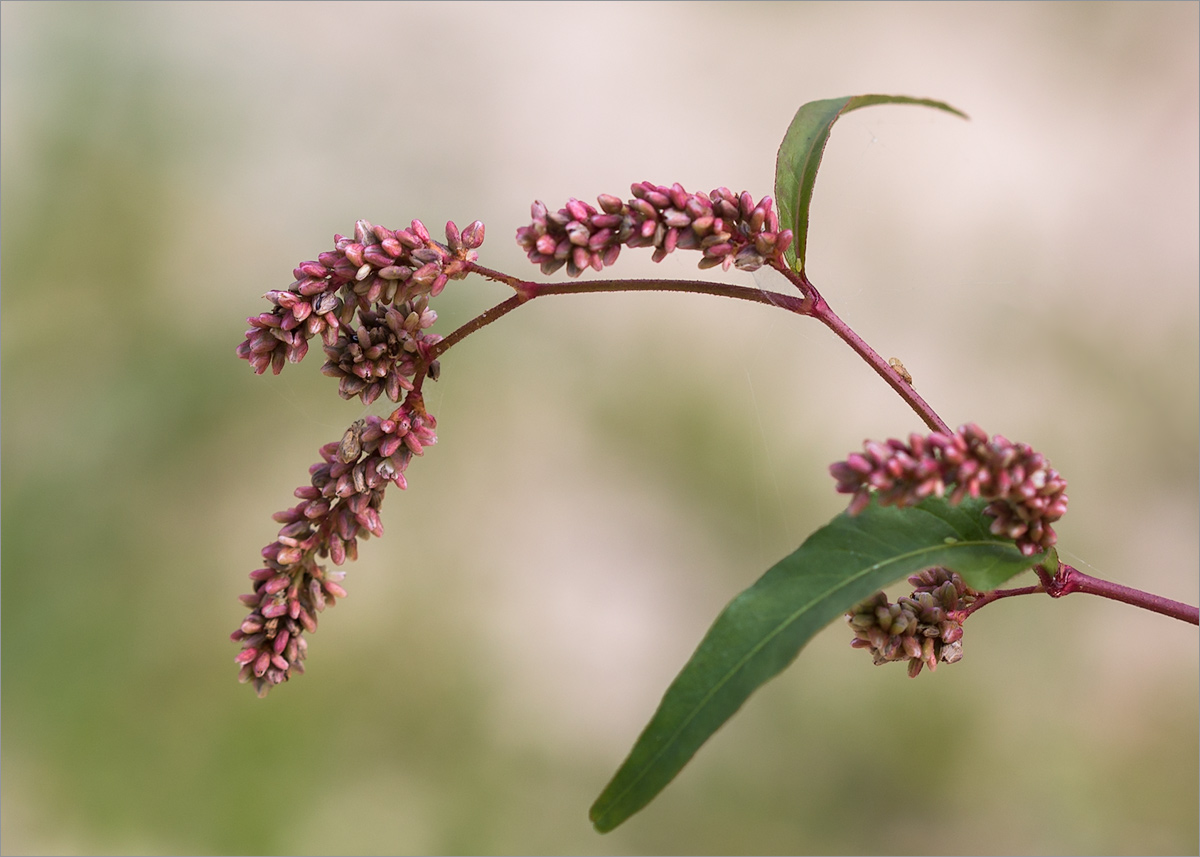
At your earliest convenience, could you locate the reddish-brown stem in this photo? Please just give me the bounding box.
[528,277,808,309]
[765,261,951,434]
[812,301,951,434]
[959,564,1198,626]
[430,293,526,359]
[1048,563,1199,625]
[961,584,1043,618]
[445,261,949,434]
[431,265,809,360]
[435,261,1198,629]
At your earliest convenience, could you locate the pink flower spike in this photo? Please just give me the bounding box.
[830,425,1067,556]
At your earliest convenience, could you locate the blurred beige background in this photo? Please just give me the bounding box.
[2,2,1196,854]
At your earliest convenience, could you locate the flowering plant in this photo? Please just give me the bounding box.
[231,94,1197,832]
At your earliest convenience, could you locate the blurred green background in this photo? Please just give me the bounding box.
[2,2,1196,854]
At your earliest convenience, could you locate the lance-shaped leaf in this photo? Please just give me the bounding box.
[589,496,1040,832]
[774,95,968,273]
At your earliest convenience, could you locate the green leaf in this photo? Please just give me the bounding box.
[774,95,968,272]
[589,496,1039,833]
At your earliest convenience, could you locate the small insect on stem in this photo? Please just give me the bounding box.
[888,357,913,385]
[338,419,366,464]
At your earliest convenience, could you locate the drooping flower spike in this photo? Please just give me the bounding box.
[233,217,471,695]
[231,393,437,696]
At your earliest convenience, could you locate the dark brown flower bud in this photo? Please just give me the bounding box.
[338,420,364,464]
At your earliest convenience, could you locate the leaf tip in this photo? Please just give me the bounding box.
[588,802,618,834]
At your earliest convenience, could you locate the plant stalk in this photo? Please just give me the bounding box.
[435,263,1197,629]
[443,262,950,438]
[964,565,1198,626]
[1050,563,1199,624]
[432,265,808,359]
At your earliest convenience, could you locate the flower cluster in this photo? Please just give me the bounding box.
[231,393,437,696]
[236,218,482,398]
[515,182,794,277]
[829,423,1068,556]
[319,302,441,405]
[846,568,979,678]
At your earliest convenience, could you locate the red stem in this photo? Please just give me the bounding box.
[1049,563,1199,625]
[441,261,949,434]
[766,262,951,434]
[438,261,1198,629]
[959,564,1198,626]
[961,584,1043,618]
[813,298,950,434]
[431,264,809,360]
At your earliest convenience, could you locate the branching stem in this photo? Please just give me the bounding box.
[767,261,951,433]
[961,584,1043,618]
[1048,563,1199,624]
[962,564,1198,625]
[432,264,809,360]
[437,260,949,433]
[432,260,1197,629]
